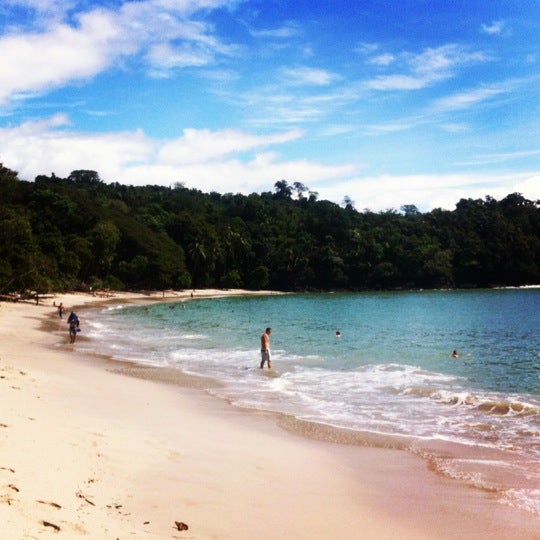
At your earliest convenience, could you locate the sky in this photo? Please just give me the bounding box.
[0,0,539,212]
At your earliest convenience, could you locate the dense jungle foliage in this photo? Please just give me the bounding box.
[0,164,539,294]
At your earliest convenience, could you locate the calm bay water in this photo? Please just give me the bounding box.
[80,288,540,516]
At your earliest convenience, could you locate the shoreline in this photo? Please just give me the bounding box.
[1,291,538,539]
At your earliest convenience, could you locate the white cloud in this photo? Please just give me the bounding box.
[0,10,128,104]
[365,74,426,91]
[320,124,357,137]
[222,82,359,128]
[121,151,356,195]
[0,115,153,179]
[410,45,488,75]
[146,42,214,75]
[355,41,379,55]
[358,77,527,134]
[248,21,299,39]
[481,20,506,35]
[368,53,395,66]
[431,86,507,112]
[280,66,338,86]
[1,115,537,210]
[364,44,490,92]
[0,116,353,196]
[0,0,238,104]
[364,120,417,133]
[317,171,540,212]
[456,149,540,167]
[157,127,303,164]
[514,174,540,201]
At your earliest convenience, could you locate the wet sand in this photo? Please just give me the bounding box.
[0,291,538,539]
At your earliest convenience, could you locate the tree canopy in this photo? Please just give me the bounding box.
[1,165,538,294]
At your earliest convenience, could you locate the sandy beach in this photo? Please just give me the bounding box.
[1,290,538,539]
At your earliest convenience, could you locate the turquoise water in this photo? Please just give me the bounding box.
[82,288,540,515]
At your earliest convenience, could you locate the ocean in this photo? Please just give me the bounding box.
[79,288,540,517]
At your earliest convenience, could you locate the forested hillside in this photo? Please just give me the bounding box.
[1,164,538,294]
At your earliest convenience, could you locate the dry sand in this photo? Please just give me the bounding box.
[0,290,538,539]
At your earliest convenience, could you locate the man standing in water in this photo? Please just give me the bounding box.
[260,327,272,369]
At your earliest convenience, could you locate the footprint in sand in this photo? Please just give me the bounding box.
[41,521,61,532]
[0,493,17,506]
[36,499,62,509]
[0,481,20,506]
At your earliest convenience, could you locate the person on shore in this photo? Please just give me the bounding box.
[260,327,272,369]
[67,311,80,343]
[58,302,65,318]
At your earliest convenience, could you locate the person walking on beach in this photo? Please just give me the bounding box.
[260,327,272,369]
[58,302,65,318]
[67,311,80,343]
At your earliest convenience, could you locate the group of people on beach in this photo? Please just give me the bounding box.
[56,301,460,362]
[55,302,81,343]
[260,326,461,370]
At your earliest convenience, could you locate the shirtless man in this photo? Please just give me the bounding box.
[260,327,272,369]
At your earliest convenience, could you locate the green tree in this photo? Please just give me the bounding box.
[274,180,293,199]
[90,221,121,279]
[0,210,41,291]
[248,265,270,289]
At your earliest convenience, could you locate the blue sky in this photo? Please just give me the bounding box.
[0,0,539,211]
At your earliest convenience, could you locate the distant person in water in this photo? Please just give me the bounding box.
[335,331,341,338]
[451,349,459,358]
[67,311,80,343]
[260,327,272,369]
